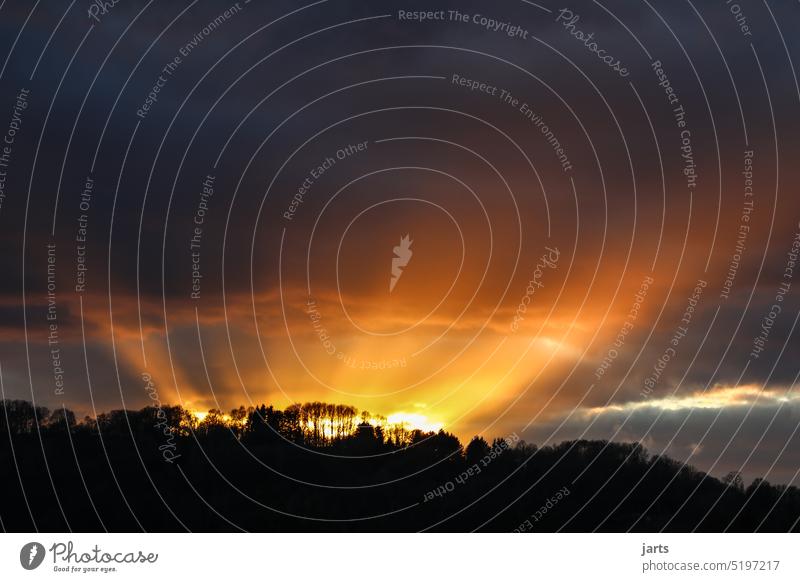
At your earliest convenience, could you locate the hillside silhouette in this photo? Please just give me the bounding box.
[1,399,798,532]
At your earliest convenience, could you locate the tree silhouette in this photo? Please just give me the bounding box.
[1,398,799,532]
[465,436,490,466]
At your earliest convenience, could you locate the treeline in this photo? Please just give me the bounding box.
[1,399,799,533]
[0,399,425,447]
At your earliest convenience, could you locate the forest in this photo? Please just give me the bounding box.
[1,399,798,532]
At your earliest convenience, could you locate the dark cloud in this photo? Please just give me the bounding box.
[0,0,799,483]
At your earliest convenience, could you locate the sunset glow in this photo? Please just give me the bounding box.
[386,412,444,433]
[586,385,800,416]
[4,0,800,539]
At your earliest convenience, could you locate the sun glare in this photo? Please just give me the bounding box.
[386,412,443,433]
[192,410,209,422]
[586,384,800,416]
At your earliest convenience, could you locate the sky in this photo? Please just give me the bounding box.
[1,0,800,482]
